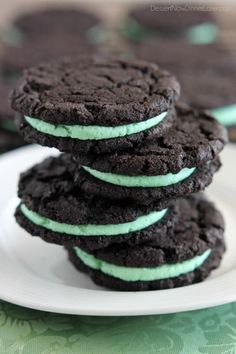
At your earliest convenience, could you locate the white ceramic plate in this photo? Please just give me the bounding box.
[0,144,236,316]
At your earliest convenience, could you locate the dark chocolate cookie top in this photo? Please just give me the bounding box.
[133,40,235,73]
[178,68,236,109]
[133,41,236,109]
[12,7,100,39]
[17,154,169,225]
[10,56,180,125]
[75,103,228,175]
[130,3,217,33]
[76,194,225,267]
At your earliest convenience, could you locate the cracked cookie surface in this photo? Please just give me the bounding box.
[10,56,180,124]
[66,194,225,291]
[10,56,179,153]
[74,103,228,175]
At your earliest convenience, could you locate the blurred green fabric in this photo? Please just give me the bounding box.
[0,300,236,354]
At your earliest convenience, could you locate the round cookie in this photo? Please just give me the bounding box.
[11,56,180,154]
[1,35,97,78]
[66,194,225,291]
[74,104,227,205]
[0,80,25,152]
[15,153,177,249]
[177,68,236,128]
[1,7,103,76]
[9,7,100,40]
[133,41,236,130]
[133,40,235,73]
[123,3,219,45]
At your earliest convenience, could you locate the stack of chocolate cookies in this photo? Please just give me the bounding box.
[10,56,227,291]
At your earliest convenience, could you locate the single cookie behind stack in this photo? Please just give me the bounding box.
[132,40,236,139]
[0,6,105,153]
[122,3,219,45]
[1,7,103,78]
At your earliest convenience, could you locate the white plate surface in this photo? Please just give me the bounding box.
[0,144,236,316]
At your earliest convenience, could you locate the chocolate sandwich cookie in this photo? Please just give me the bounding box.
[1,7,103,77]
[0,81,25,152]
[123,3,219,45]
[10,56,180,154]
[74,104,227,205]
[6,7,101,41]
[133,41,236,135]
[15,153,177,249]
[177,68,236,130]
[66,194,225,291]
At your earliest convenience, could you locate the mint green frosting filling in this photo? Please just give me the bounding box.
[86,25,107,44]
[210,104,236,127]
[82,166,196,188]
[186,22,219,45]
[20,204,167,237]
[1,27,24,47]
[121,18,155,42]
[24,111,167,141]
[122,18,218,45]
[74,247,212,282]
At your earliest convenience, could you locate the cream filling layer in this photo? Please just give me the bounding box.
[20,204,168,237]
[210,104,236,127]
[74,246,212,282]
[82,165,196,188]
[24,111,168,141]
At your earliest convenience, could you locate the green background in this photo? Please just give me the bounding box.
[0,300,236,354]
